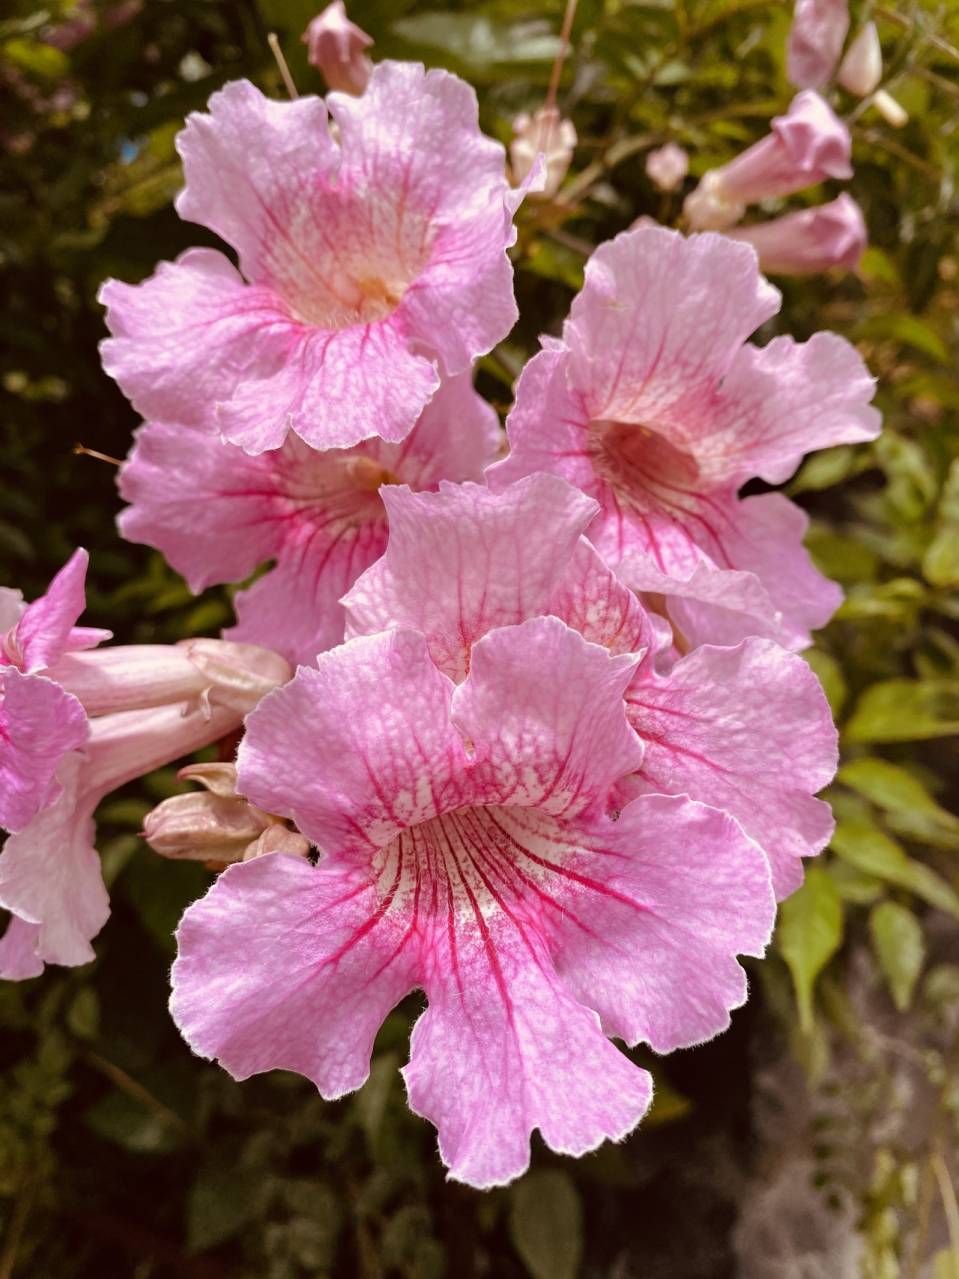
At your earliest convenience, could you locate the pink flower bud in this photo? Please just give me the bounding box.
[726,194,866,275]
[645,143,689,193]
[684,92,852,230]
[510,107,577,198]
[838,22,882,97]
[143,790,269,862]
[786,0,849,89]
[48,639,291,718]
[177,761,241,798]
[302,1,373,96]
[242,824,311,861]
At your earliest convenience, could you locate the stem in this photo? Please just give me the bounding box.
[932,1153,959,1262]
[74,443,122,466]
[267,31,298,100]
[544,0,579,113]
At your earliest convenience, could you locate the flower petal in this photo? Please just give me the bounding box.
[100,249,293,432]
[0,670,89,833]
[550,794,775,1052]
[626,639,838,898]
[11,548,92,672]
[403,909,651,1188]
[171,853,418,1095]
[343,476,598,679]
[236,630,465,855]
[451,617,643,817]
[0,915,44,981]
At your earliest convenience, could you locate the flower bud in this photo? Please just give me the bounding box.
[179,640,292,716]
[786,0,849,89]
[645,143,689,193]
[302,1,373,96]
[177,761,241,798]
[243,824,311,861]
[873,89,908,128]
[143,791,269,862]
[726,194,866,276]
[684,92,852,230]
[510,107,577,198]
[838,22,882,97]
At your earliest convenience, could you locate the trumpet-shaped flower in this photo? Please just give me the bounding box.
[490,226,881,650]
[727,194,866,276]
[118,373,500,665]
[684,92,852,231]
[172,619,776,1187]
[0,552,291,977]
[100,64,527,455]
[343,476,837,897]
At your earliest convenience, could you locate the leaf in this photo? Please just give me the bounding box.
[509,1170,583,1279]
[393,14,561,68]
[933,1249,959,1279]
[776,866,843,1033]
[838,758,959,849]
[856,314,950,365]
[85,1090,183,1154]
[869,901,924,1011]
[831,819,959,919]
[846,679,959,743]
[188,1163,259,1253]
[803,650,848,719]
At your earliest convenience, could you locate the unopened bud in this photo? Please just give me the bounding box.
[838,23,882,97]
[645,143,689,193]
[181,640,291,716]
[786,0,849,90]
[511,107,577,198]
[243,824,311,861]
[143,791,270,862]
[873,89,908,128]
[302,1,373,96]
[177,761,240,798]
[726,194,866,276]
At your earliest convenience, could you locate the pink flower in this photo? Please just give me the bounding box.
[0,550,108,834]
[645,143,689,193]
[727,194,867,276]
[302,2,373,96]
[490,225,881,650]
[0,554,291,978]
[684,92,852,231]
[342,476,837,898]
[172,618,776,1187]
[117,373,500,666]
[510,107,577,197]
[100,65,527,455]
[787,0,849,89]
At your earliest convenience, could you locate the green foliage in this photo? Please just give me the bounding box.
[1,0,958,1273]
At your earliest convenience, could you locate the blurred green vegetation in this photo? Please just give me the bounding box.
[1,0,958,1274]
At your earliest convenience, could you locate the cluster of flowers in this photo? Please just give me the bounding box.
[0,45,881,1187]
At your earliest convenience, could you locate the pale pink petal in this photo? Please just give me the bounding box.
[719,493,843,648]
[375,370,501,488]
[236,630,465,855]
[404,913,651,1188]
[695,332,880,488]
[617,557,789,654]
[564,228,781,423]
[787,0,850,88]
[99,249,294,432]
[726,194,867,276]
[216,320,440,454]
[9,548,91,671]
[548,540,659,657]
[626,640,837,898]
[175,80,337,281]
[0,589,24,634]
[0,670,89,833]
[227,538,384,667]
[171,853,418,1095]
[344,476,597,679]
[549,794,775,1051]
[118,420,281,592]
[0,754,105,967]
[0,916,44,981]
[450,618,642,818]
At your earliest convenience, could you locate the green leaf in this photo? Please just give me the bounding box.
[933,1249,959,1279]
[776,866,843,1032]
[831,819,959,919]
[509,1170,583,1279]
[856,314,950,365]
[188,1163,259,1253]
[869,901,924,1011]
[838,758,959,849]
[393,14,561,68]
[85,1090,183,1154]
[846,679,959,743]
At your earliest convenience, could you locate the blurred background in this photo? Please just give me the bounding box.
[1,1,958,1275]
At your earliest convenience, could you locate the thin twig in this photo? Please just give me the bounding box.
[83,1048,193,1139]
[875,6,959,64]
[544,0,579,113]
[0,1170,36,1279]
[267,31,298,100]
[932,1153,959,1262]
